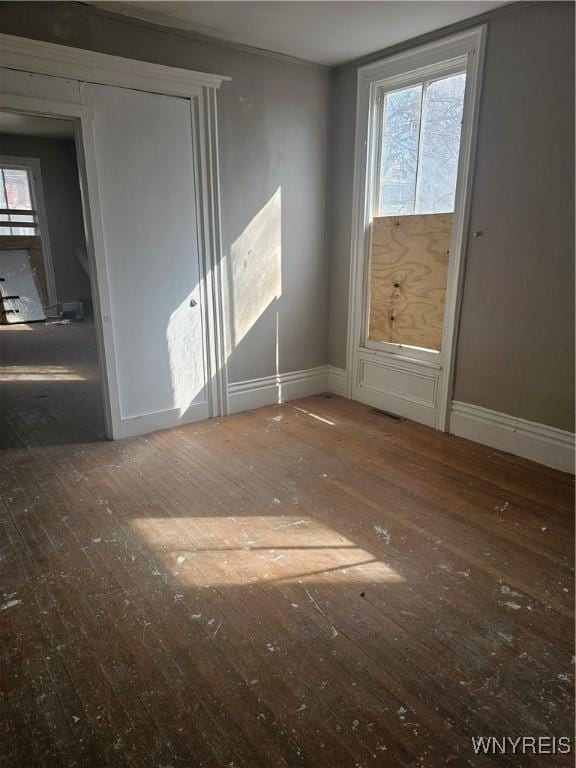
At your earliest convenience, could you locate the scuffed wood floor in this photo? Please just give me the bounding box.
[0,321,106,448]
[1,325,574,767]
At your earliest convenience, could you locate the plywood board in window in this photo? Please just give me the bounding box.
[368,213,453,351]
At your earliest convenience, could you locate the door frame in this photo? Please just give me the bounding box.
[346,27,486,430]
[0,33,230,438]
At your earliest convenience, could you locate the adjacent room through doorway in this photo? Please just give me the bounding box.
[0,112,106,447]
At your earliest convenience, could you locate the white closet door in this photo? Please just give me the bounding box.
[82,84,209,436]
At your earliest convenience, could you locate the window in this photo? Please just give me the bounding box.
[0,166,38,236]
[348,27,484,430]
[366,64,468,354]
[377,71,466,216]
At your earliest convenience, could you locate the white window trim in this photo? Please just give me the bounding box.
[364,55,468,366]
[0,154,57,306]
[346,26,487,430]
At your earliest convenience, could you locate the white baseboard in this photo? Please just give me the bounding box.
[227,366,329,415]
[115,401,209,439]
[327,366,348,397]
[450,401,575,474]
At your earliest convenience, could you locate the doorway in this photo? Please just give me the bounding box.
[347,28,485,429]
[0,113,106,447]
[0,35,228,440]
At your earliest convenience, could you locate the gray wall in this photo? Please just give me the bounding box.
[0,132,90,304]
[326,65,357,371]
[2,2,573,431]
[454,2,574,432]
[326,1,575,432]
[0,1,330,384]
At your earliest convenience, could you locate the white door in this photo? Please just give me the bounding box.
[82,84,209,438]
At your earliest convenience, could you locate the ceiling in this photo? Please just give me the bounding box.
[0,112,75,139]
[91,1,508,66]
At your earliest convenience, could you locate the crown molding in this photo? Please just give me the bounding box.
[0,32,230,96]
[82,1,329,71]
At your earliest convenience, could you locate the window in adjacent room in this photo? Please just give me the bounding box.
[0,166,38,236]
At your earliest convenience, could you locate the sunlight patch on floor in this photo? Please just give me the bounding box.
[293,406,335,426]
[0,365,88,381]
[131,515,403,587]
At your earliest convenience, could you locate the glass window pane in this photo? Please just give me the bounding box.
[9,213,35,223]
[0,171,6,209]
[3,168,33,210]
[378,85,422,216]
[415,73,466,214]
[6,212,36,236]
[0,212,12,236]
[10,227,37,236]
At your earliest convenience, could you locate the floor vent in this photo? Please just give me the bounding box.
[369,407,406,421]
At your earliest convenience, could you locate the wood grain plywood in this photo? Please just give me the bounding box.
[368,213,453,351]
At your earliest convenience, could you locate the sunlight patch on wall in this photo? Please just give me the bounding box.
[166,294,206,415]
[130,515,404,587]
[227,188,282,348]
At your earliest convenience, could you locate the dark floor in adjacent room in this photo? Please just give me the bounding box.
[1,324,574,767]
[0,320,106,448]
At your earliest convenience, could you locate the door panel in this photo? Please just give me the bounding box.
[82,84,208,435]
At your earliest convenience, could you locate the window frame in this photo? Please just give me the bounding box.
[346,26,486,430]
[0,155,56,305]
[0,164,38,236]
[373,64,467,219]
[365,55,468,363]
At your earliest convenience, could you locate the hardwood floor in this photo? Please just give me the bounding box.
[1,324,574,767]
[0,320,106,448]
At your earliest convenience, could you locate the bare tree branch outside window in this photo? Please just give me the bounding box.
[378,72,466,216]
